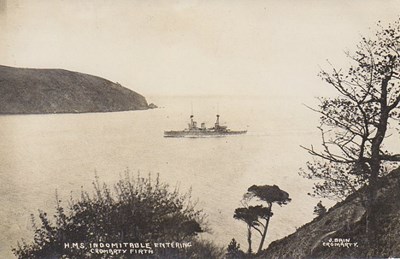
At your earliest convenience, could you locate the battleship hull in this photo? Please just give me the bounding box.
[164,114,247,138]
[164,130,247,138]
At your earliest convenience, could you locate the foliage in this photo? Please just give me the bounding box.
[300,19,400,202]
[225,238,246,259]
[247,185,291,205]
[12,172,216,259]
[233,206,271,227]
[313,201,327,217]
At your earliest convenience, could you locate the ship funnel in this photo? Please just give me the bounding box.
[215,114,220,127]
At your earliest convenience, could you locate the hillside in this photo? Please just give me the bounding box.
[0,65,149,114]
[260,168,400,258]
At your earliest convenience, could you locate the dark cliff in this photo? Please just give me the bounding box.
[260,168,400,259]
[0,65,149,114]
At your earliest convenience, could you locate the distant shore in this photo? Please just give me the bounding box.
[0,65,151,114]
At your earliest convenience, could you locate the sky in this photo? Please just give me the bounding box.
[1,0,400,97]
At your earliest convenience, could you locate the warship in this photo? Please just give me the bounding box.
[164,114,247,138]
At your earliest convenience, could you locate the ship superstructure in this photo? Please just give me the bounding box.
[164,114,247,138]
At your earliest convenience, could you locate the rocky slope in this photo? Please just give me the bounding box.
[0,65,149,114]
[261,168,400,258]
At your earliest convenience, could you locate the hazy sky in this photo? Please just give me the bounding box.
[1,0,400,96]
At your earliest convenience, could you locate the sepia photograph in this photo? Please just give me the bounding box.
[1,1,400,258]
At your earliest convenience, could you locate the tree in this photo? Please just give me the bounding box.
[300,19,400,201]
[12,172,215,259]
[233,185,290,256]
[313,201,327,217]
[246,184,291,253]
[300,18,400,233]
[233,205,270,254]
[225,238,245,259]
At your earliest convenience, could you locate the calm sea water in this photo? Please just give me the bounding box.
[0,95,330,258]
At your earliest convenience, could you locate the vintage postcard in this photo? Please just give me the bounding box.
[1,1,400,258]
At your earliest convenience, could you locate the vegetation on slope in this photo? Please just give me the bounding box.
[0,65,149,114]
[261,168,400,259]
[13,173,224,259]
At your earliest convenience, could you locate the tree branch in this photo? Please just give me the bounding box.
[379,154,400,162]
